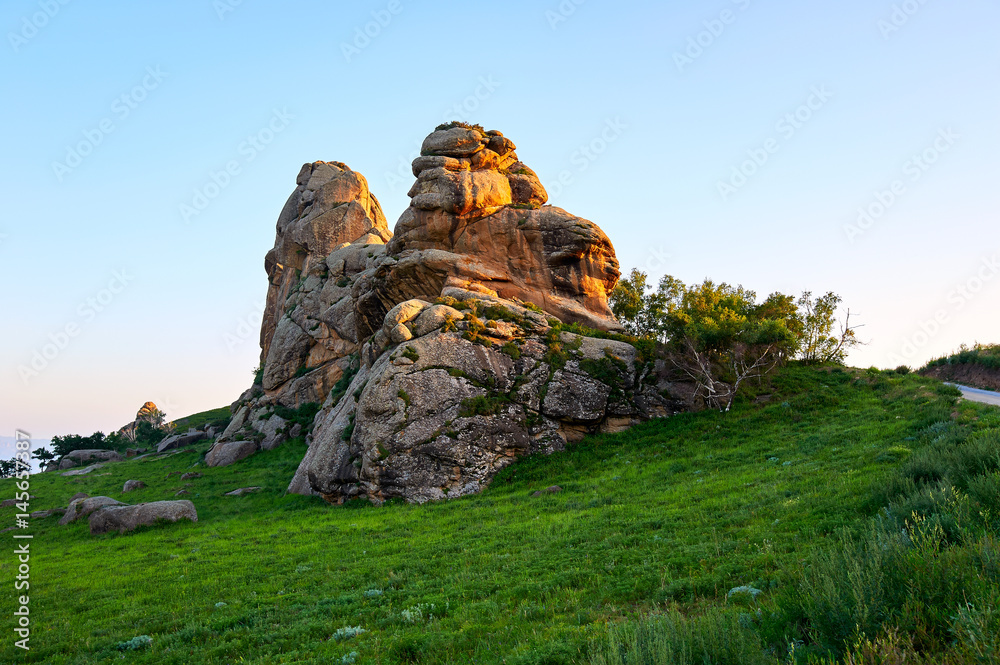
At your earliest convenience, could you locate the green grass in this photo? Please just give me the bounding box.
[924,342,1000,371]
[170,407,232,433]
[2,365,998,664]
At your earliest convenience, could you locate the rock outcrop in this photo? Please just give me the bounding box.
[206,162,391,464]
[357,125,620,336]
[57,449,123,469]
[288,293,681,503]
[219,123,693,502]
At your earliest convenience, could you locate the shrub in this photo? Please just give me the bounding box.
[116,635,152,651]
[331,625,366,641]
[459,394,508,417]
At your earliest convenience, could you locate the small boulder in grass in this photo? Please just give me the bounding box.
[30,508,66,519]
[122,480,146,493]
[1,495,36,507]
[88,500,197,535]
[60,496,126,525]
[224,487,262,497]
[180,472,202,480]
[531,485,563,497]
[68,492,89,503]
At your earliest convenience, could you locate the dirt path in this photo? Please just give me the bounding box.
[950,383,1000,407]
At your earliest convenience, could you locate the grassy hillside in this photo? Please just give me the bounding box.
[169,406,232,433]
[1,365,998,664]
[921,343,1000,391]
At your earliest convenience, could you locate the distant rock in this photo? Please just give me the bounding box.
[135,402,160,422]
[61,463,106,477]
[88,500,198,535]
[156,431,207,453]
[122,480,146,493]
[74,449,124,463]
[60,496,125,525]
[180,472,202,480]
[60,449,123,467]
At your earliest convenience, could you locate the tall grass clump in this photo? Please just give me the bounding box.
[590,610,771,665]
[760,421,1000,663]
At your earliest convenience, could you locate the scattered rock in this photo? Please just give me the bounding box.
[1,495,35,507]
[30,508,66,519]
[88,500,198,535]
[180,472,202,480]
[68,492,89,503]
[60,496,126,525]
[61,463,105,477]
[157,431,207,453]
[224,487,262,497]
[65,449,123,464]
[174,490,191,496]
[122,480,146,493]
[205,440,258,467]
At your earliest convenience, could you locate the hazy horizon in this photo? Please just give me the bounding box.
[2,0,997,440]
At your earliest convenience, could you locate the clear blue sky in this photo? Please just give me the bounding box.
[1,0,997,443]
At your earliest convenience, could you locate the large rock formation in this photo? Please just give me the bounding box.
[207,162,392,460]
[211,124,691,502]
[355,125,621,336]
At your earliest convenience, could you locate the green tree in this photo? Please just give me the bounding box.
[609,269,682,342]
[30,448,55,463]
[0,457,23,479]
[662,279,799,411]
[797,291,862,364]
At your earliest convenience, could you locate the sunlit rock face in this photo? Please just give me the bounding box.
[213,124,692,499]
